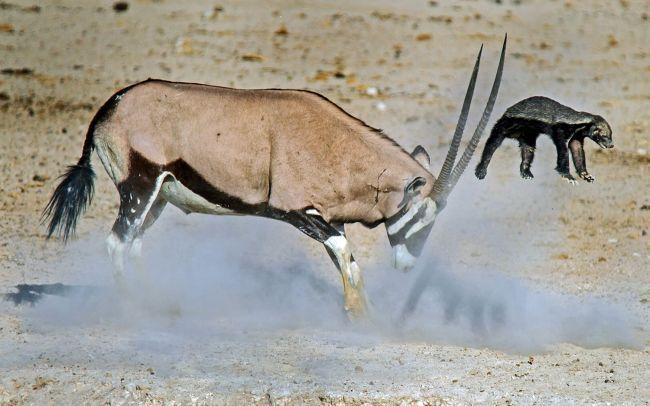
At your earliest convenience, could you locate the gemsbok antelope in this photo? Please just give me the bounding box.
[44,38,506,317]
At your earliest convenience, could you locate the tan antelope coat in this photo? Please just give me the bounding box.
[94,79,435,225]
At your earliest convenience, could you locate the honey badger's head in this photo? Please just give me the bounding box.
[589,116,614,149]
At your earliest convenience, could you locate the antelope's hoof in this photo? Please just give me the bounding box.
[344,292,369,321]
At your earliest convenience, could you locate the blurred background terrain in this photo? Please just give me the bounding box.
[0,0,648,403]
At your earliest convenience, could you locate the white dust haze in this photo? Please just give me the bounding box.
[22,162,641,353]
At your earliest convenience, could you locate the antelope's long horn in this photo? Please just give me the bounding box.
[430,45,483,200]
[442,34,507,202]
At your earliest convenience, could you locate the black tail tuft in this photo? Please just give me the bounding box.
[42,159,95,242]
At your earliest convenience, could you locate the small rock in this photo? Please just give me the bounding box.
[203,5,224,19]
[113,1,129,12]
[354,365,363,372]
[607,238,618,244]
[1,68,34,76]
[0,23,14,33]
[32,174,49,182]
[416,33,432,41]
[175,37,196,55]
[375,101,387,111]
[607,34,618,47]
[241,53,264,62]
[637,148,647,156]
[365,87,378,96]
[274,25,289,36]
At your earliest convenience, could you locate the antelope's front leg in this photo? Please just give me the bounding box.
[323,233,368,319]
[284,211,369,319]
[569,138,594,182]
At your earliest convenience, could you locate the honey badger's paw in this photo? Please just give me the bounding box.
[579,172,595,182]
[561,173,578,185]
[520,168,534,180]
[475,165,487,180]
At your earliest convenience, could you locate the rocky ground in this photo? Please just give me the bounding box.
[0,0,648,404]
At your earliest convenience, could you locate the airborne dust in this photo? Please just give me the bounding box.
[15,152,640,355]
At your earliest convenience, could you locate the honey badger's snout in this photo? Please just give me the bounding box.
[597,138,614,149]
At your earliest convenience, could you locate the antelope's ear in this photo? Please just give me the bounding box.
[411,145,430,170]
[398,176,427,208]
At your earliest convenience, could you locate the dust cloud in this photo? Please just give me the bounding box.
[23,182,640,353]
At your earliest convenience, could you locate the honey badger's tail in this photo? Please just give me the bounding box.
[474,117,509,180]
[42,127,96,242]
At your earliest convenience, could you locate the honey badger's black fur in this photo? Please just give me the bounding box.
[475,96,613,183]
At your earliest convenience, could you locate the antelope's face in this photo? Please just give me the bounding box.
[385,146,438,272]
[384,36,506,272]
[386,195,437,272]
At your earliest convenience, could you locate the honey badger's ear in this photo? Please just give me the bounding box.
[411,145,430,170]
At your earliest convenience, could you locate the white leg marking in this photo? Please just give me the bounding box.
[134,171,171,229]
[325,235,359,287]
[129,237,143,259]
[349,261,361,286]
[106,232,127,282]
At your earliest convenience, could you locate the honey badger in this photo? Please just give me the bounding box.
[474,96,613,183]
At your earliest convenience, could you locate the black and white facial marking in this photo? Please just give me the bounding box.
[589,117,614,149]
[385,196,437,271]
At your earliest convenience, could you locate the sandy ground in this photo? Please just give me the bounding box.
[0,0,649,404]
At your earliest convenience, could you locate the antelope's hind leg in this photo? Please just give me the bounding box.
[106,171,169,286]
[285,210,368,319]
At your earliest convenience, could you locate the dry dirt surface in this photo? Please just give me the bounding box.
[1,0,649,404]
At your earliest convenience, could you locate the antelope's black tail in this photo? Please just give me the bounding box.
[42,128,96,242]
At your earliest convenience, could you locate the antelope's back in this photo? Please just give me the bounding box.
[99,80,421,221]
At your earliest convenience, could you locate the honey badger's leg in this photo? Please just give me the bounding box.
[518,132,537,179]
[475,119,509,179]
[284,210,367,318]
[551,132,577,184]
[569,138,595,182]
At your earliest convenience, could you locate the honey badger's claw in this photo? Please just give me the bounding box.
[520,169,534,179]
[563,176,578,185]
[475,166,487,180]
[580,172,595,182]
